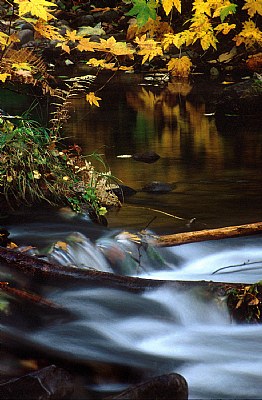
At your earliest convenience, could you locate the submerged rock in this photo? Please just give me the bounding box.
[132,151,160,163]
[142,181,175,193]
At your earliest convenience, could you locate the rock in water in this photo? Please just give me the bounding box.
[111,372,188,400]
[112,184,137,202]
[214,74,262,117]
[0,365,74,400]
[132,151,160,163]
[142,181,175,193]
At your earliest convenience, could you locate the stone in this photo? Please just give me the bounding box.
[132,151,160,163]
[16,29,34,46]
[142,181,175,193]
[111,372,188,400]
[112,184,137,201]
[214,74,262,117]
[92,10,120,23]
[72,14,94,28]
[0,365,74,400]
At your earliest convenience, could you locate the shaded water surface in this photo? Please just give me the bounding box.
[64,73,262,232]
[0,74,262,399]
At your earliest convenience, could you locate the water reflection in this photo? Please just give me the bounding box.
[63,74,261,231]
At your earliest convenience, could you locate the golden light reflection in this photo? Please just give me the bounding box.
[63,77,261,190]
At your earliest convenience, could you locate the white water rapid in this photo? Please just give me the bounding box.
[2,224,262,399]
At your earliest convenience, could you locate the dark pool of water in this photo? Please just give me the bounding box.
[1,72,261,232]
[63,72,262,233]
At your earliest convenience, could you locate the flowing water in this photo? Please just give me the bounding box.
[0,73,262,399]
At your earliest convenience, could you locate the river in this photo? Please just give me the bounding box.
[0,73,262,399]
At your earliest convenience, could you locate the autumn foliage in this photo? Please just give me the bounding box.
[0,0,261,100]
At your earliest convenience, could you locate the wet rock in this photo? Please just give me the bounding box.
[87,34,102,43]
[142,181,175,193]
[132,151,160,163]
[214,73,262,117]
[112,184,137,202]
[92,10,120,23]
[72,14,94,28]
[111,372,188,400]
[17,22,34,31]
[0,365,74,400]
[17,29,34,46]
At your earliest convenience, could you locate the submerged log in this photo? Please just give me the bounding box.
[154,222,262,248]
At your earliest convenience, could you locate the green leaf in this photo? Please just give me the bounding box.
[220,3,237,22]
[126,0,157,27]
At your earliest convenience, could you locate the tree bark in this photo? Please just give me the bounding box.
[154,222,262,247]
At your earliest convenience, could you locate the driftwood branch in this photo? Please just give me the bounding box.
[154,222,262,247]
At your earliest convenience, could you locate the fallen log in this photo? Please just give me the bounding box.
[154,221,262,247]
[1,244,262,323]
[0,245,242,293]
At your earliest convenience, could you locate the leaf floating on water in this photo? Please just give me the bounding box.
[221,81,235,85]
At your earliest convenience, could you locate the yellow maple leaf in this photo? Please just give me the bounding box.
[242,0,262,17]
[162,0,181,15]
[56,41,71,54]
[65,29,82,42]
[167,56,192,77]
[233,20,262,48]
[110,41,135,57]
[212,0,236,18]
[119,65,134,71]
[87,58,116,69]
[189,15,217,50]
[200,31,218,50]
[77,37,96,52]
[34,19,64,41]
[99,36,116,51]
[127,16,172,41]
[0,73,11,83]
[87,58,107,67]
[135,35,163,64]
[0,32,9,50]
[162,31,193,50]
[214,23,236,35]
[98,36,134,57]
[14,0,57,21]
[86,92,102,107]
[192,0,212,16]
